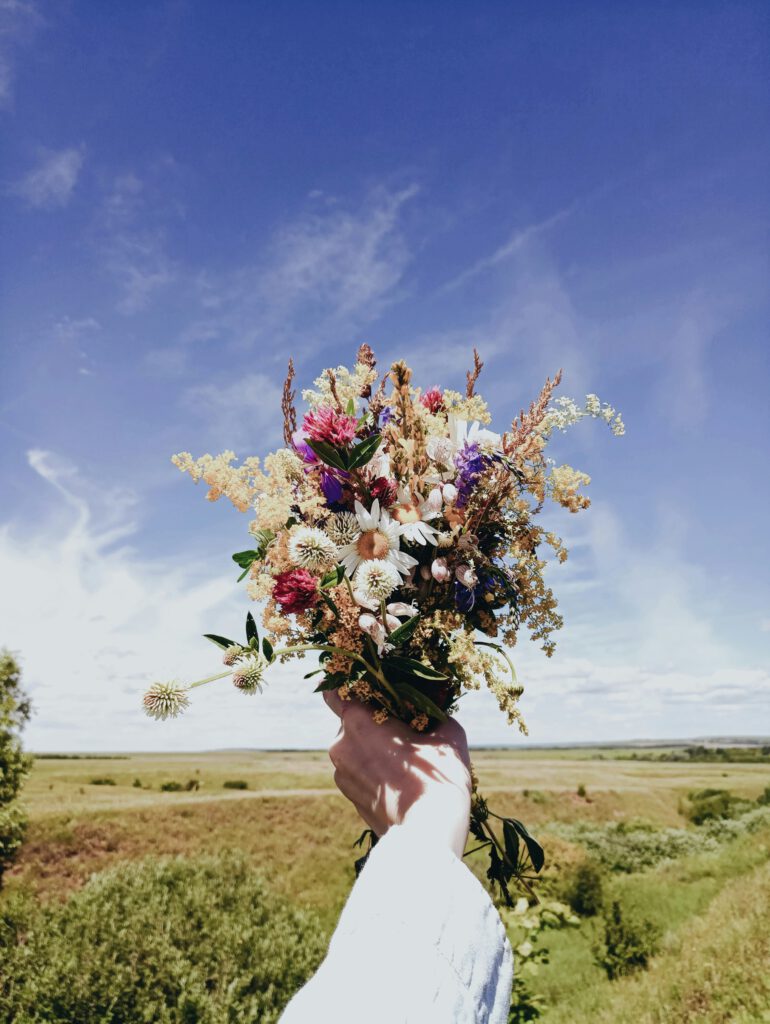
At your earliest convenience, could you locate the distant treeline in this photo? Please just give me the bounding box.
[33,753,130,760]
[619,745,770,764]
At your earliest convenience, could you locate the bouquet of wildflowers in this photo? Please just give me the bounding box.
[144,345,623,899]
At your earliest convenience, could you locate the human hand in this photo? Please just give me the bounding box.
[325,691,472,859]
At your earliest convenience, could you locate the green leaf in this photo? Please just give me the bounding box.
[203,633,237,650]
[346,433,382,470]
[384,655,448,681]
[236,567,250,583]
[306,439,349,472]
[320,565,345,589]
[262,638,274,663]
[396,682,448,722]
[386,614,420,647]
[503,820,520,872]
[508,818,545,873]
[232,549,258,569]
[320,592,339,618]
[304,669,324,679]
[313,677,341,693]
[346,397,356,415]
[245,612,258,645]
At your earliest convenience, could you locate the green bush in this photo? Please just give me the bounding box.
[223,780,249,790]
[757,785,770,806]
[0,650,32,884]
[595,898,661,980]
[685,788,736,825]
[576,783,587,799]
[561,859,604,916]
[160,781,184,792]
[0,852,325,1023]
[132,778,142,788]
[89,777,116,786]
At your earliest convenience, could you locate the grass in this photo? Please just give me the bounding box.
[9,748,770,1019]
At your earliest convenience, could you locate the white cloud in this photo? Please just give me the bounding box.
[3,451,767,753]
[12,145,84,208]
[183,372,284,450]
[96,173,176,313]
[0,0,40,108]
[148,185,418,371]
[441,203,575,293]
[0,450,341,752]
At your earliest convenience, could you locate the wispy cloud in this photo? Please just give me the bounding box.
[148,185,418,372]
[11,145,84,208]
[96,173,176,313]
[440,204,575,293]
[183,372,284,450]
[0,0,40,108]
[0,451,337,751]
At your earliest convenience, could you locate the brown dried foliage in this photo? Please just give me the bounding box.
[503,369,563,457]
[325,369,344,411]
[281,359,297,447]
[356,343,377,398]
[466,347,484,398]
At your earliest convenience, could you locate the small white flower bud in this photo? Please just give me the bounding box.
[431,557,449,582]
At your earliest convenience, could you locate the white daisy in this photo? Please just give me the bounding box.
[448,414,502,452]
[288,526,338,570]
[338,499,418,579]
[391,486,441,545]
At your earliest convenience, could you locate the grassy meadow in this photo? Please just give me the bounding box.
[5,747,770,1022]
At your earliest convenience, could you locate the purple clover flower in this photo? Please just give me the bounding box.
[453,442,486,508]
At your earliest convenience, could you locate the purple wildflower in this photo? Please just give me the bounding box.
[454,442,486,508]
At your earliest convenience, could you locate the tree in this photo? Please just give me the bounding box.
[0,649,32,885]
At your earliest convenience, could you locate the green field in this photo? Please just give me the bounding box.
[6,748,770,1022]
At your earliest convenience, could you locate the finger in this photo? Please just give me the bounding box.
[323,689,346,718]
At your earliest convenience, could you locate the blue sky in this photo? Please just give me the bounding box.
[1,1,768,751]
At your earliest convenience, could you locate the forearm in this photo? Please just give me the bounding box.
[279,824,513,1024]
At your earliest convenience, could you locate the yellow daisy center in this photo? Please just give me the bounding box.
[393,502,421,525]
[357,530,391,560]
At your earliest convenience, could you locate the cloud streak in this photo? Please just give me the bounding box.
[11,145,84,208]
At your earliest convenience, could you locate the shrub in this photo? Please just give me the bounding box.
[132,778,142,788]
[595,898,660,980]
[757,786,770,806]
[0,650,32,884]
[224,780,249,790]
[576,783,587,799]
[561,859,604,916]
[89,777,116,786]
[0,852,325,1023]
[685,788,736,825]
[160,781,184,792]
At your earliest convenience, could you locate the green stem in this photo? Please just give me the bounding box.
[474,640,518,683]
[188,670,232,690]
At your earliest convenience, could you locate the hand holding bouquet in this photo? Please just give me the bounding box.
[144,345,623,900]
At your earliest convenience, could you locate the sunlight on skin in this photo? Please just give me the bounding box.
[325,691,472,858]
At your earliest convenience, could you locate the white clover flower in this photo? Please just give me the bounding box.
[222,644,245,666]
[436,530,455,548]
[326,511,360,546]
[142,681,190,721]
[232,655,267,695]
[356,558,401,602]
[288,526,338,570]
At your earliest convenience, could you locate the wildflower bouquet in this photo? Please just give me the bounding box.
[145,345,623,900]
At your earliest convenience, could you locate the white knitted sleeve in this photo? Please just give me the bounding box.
[279,823,513,1024]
